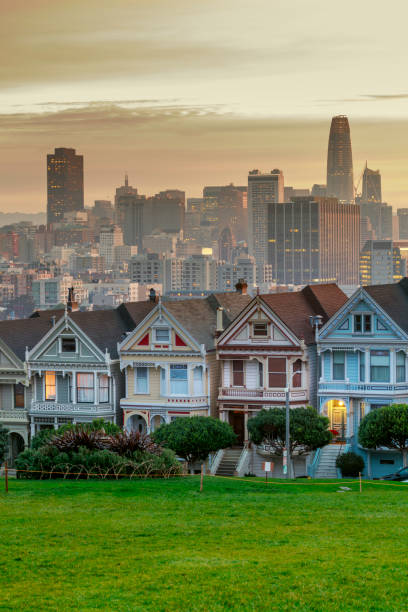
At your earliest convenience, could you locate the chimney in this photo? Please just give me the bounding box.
[235,278,248,295]
[51,315,56,326]
[67,287,79,313]
[149,288,157,303]
[216,307,224,336]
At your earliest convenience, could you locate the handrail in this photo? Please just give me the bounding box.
[308,447,321,478]
[236,447,250,476]
[209,448,224,475]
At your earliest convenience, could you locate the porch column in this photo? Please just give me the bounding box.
[30,418,35,439]
[244,409,249,444]
[390,348,396,384]
[54,416,58,429]
[94,372,99,405]
[72,371,77,404]
[345,399,351,438]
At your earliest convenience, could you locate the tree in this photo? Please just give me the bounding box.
[152,416,236,468]
[359,404,408,467]
[0,424,9,464]
[247,407,331,455]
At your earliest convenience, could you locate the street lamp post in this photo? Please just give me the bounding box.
[285,385,291,479]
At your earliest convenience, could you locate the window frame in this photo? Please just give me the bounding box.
[99,374,110,403]
[44,371,56,401]
[353,313,372,334]
[370,350,390,383]
[396,351,406,383]
[232,360,244,387]
[252,322,268,337]
[332,351,346,381]
[76,372,95,404]
[155,327,170,343]
[60,336,77,353]
[134,367,149,394]
[14,383,25,408]
[170,364,188,396]
[268,357,286,388]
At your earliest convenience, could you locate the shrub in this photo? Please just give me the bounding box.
[0,424,9,463]
[107,431,162,457]
[359,404,408,467]
[49,428,106,452]
[30,428,55,450]
[336,452,365,477]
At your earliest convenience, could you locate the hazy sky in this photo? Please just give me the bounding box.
[1,0,408,212]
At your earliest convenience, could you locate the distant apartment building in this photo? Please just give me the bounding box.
[163,255,217,294]
[32,276,87,308]
[248,169,284,266]
[130,254,163,285]
[47,148,84,225]
[360,240,406,285]
[99,225,123,268]
[268,196,360,286]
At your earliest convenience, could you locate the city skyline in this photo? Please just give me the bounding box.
[1,0,408,211]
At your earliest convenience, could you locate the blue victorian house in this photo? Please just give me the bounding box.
[317,279,408,478]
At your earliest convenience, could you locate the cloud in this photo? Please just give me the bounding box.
[317,93,408,104]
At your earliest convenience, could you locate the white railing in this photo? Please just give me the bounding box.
[319,382,408,394]
[30,402,114,415]
[210,449,224,475]
[0,410,28,422]
[236,447,250,476]
[218,388,307,401]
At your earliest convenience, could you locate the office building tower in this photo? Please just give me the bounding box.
[397,209,408,240]
[326,116,354,203]
[99,225,123,268]
[115,193,145,250]
[144,190,185,235]
[284,187,310,202]
[360,240,406,285]
[248,169,284,266]
[311,184,327,198]
[94,200,114,220]
[268,197,360,286]
[359,200,392,240]
[47,148,84,225]
[203,184,247,241]
[362,165,382,203]
[218,227,234,263]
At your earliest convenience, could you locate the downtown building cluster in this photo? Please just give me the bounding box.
[2,278,408,481]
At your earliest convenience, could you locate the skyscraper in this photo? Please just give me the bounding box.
[47,148,84,225]
[268,196,360,286]
[248,169,284,266]
[326,116,354,203]
[362,165,382,203]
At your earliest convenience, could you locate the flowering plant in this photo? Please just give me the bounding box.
[329,429,339,436]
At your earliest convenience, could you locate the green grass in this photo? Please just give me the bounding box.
[0,477,407,611]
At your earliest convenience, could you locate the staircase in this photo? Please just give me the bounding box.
[314,444,343,479]
[216,448,243,476]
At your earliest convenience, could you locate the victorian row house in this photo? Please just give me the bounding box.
[2,280,408,478]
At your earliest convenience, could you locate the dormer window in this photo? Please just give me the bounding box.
[155,328,170,342]
[354,314,372,334]
[61,337,76,352]
[253,322,268,337]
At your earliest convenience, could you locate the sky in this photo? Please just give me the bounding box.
[1,0,408,212]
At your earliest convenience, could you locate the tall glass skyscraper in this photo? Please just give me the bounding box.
[326,116,354,203]
[47,148,84,225]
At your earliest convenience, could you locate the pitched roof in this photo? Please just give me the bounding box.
[0,317,56,361]
[364,280,408,335]
[163,299,217,349]
[207,292,252,326]
[261,284,348,344]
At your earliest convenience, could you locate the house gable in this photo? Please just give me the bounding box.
[27,314,107,364]
[218,298,300,349]
[119,304,202,354]
[0,338,25,372]
[319,288,407,342]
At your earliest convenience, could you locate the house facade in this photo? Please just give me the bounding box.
[318,280,408,477]
[215,285,347,477]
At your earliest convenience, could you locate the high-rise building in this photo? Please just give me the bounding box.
[397,209,408,239]
[362,165,382,203]
[311,184,327,198]
[360,240,406,285]
[248,169,284,266]
[358,200,392,240]
[326,116,354,203]
[99,225,123,269]
[115,180,145,249]
[203,184,247,241]
[47,148,84,225]
[144,190,185,235]
[284,187,310,202]
[268,196,360,286]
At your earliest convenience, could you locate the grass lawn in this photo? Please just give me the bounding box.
[0,476,407,612]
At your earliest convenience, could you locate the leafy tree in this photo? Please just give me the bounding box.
[152,416,236,468]
[247,407,331,455]
[0,424,9,464]
[359,404,408,466]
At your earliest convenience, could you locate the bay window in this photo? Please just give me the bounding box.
[396,351,406,383]
[232,360,244,386]
[170,364,188,395]
[45,371,56,401]
[135,367,148,393]
[268,358,286,388]
[333,351,345,380]
[292,360,302,388]
[370,350,390,383]
[99,374,109,403]
[77,373,94,403]
[193,366,203,395]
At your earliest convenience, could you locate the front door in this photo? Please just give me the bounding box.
[331,407,346,439]
[230,412,245,445]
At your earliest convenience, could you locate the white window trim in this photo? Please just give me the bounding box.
[153,327,171,343]
[352,312,373,335]
[59,336,78,354]
[331,350,346,382]
[169,364,189,396]
[134,367,149,395]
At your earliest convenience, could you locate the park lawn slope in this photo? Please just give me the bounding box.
[0,477,407,611]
